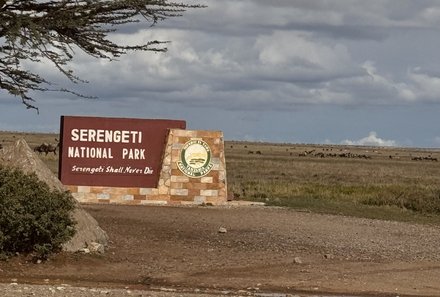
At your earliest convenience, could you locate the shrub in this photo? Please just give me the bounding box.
[0,165,76,259]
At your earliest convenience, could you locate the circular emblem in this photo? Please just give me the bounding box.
[177,139,213,178]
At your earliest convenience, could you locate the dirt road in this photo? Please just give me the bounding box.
[1,204,440,296]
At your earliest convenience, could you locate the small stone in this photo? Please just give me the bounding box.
[159,287,176,292]
[89,242,105,254]
[293,257,303,264]
[218,227,227,233]
[79,248,90,254]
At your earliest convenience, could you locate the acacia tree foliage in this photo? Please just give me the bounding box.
[0,0,201,111]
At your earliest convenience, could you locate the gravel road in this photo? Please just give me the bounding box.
[0,282,364,297]
[2,204,440,296]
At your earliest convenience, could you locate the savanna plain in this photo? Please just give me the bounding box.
[2,131,440,297]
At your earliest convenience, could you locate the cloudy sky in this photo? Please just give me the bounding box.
[1,0,440,148]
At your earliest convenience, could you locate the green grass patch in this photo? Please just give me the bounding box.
[229,179,440,224]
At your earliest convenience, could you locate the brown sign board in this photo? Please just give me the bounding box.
[59,116,186,188]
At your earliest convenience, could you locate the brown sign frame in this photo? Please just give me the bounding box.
[59,116,186,188]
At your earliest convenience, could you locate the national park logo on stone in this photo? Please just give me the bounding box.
[178,139,213,178]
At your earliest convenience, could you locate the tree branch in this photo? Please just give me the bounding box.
[0,0,204,110]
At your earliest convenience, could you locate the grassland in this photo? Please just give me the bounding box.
[0,131,60,174]
[2,130,440,224]
[226,141,440,224]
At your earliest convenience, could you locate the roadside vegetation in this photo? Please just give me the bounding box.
[0,165,76,260]
[2,131,440,225]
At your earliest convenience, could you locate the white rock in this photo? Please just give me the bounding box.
[89,242,105,253]
[218,227,227,233]
[79,248,91,254]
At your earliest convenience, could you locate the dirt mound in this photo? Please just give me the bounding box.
[0,138,108,252]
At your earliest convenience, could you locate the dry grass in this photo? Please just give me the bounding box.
[0,131,59,174]
[2,131,440,223]
[225,141,440,224]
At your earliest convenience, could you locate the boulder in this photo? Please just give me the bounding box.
[0,138,108,252]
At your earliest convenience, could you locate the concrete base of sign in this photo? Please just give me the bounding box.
[65,129,227,205]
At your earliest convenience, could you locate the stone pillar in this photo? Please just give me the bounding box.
[168,129,227,205]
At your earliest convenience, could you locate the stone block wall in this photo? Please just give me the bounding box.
[65,129,227,205]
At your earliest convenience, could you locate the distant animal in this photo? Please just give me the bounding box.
[46,143,59,155]
[34,139,59,155]
[33,143,46,154]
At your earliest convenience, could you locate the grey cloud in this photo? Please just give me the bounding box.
[6,0,440,114]
[169,0,440,40]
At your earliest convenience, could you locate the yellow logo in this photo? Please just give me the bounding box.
[177,139,213,178]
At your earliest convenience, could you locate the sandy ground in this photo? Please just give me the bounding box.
[1,204,440,297]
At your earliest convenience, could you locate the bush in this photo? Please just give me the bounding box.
[0,165,76,259]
